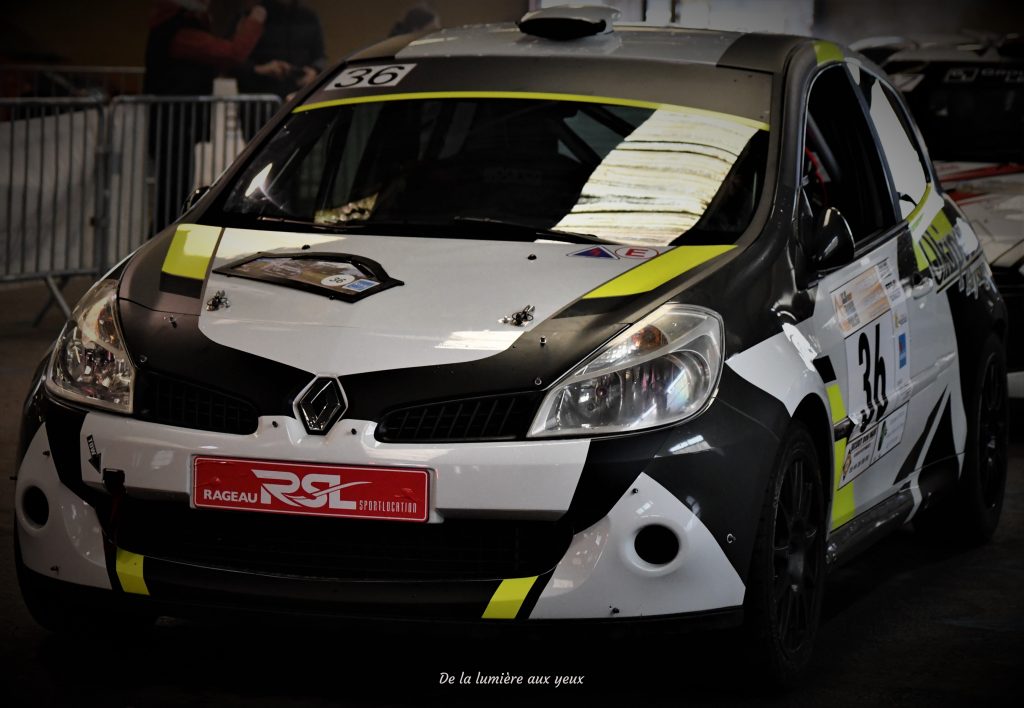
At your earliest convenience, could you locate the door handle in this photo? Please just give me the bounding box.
[911,273,935,299]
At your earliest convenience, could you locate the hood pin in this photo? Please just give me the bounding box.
[500,304,535,327]
[206,290,230,311]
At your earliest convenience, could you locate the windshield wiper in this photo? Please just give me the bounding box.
[451,217,608,244]
[247,214,609,244]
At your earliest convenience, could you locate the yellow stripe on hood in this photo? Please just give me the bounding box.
[161,224,222,280]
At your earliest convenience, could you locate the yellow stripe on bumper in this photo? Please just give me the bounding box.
[161,224,222,280]
[582,245,734,299]
[482,576,538,619]
[115,549,149,596]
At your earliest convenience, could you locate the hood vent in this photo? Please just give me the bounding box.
[518,4,620,41]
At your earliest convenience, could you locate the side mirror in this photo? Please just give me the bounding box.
[812,207,854,270]
[182,185,211,215]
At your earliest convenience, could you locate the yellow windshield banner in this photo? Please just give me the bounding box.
[294,91,770,132]
[582,245,735,299]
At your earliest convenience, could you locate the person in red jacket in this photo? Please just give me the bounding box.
[143,0,271,231]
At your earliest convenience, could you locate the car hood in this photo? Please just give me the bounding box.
[935,161,1024,268]
[122,225,734,377]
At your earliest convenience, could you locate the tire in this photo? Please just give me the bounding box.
[14,529,155,634]
[916,333,1008,544]
[744,421,826,688]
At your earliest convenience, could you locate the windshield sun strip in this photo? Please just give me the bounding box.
[293,91,770,132]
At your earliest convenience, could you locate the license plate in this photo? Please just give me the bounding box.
[192,456,429,522]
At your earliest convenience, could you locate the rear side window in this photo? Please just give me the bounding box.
[853,68,931,219]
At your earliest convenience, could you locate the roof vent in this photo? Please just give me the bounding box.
[518,5,620,41]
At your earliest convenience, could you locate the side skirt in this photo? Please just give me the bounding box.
[825,487,914,569]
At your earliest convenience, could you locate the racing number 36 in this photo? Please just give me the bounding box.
[858,323,888,429]
[330,64,416,90]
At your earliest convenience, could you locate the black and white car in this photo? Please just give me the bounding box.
[15,6,1010,684]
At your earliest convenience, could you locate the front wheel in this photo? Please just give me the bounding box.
[744,421,826,687]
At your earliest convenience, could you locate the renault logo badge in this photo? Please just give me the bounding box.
[297,378,346,434]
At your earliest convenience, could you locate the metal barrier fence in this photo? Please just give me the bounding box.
[0,97,107,313]
[0,93,282,317]
[2,65,145,99]
[106,95,281,264]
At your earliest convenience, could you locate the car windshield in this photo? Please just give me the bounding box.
[889,62,1024,162]
[218,95,769,247]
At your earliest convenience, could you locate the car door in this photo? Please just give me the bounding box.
[795,64,948,531]
[849,63,969,509]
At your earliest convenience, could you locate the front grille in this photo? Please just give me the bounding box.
[135,371,259,435]
[117,499,572,581]
[376,392,542,443]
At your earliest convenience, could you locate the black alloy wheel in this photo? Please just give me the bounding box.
[745,421,826,687]
[773,452,823,656]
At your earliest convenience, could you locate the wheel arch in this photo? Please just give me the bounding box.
[791,393,834,508]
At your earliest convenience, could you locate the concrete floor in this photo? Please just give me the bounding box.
[1,278,1021,707]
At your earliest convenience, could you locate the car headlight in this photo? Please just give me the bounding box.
[529,304,723,437]
[46,279,135,413]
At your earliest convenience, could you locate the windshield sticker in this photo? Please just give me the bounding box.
[214,252,403,303]
[327,64,417,90]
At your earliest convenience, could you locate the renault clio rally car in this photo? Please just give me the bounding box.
[15,6,1010,683]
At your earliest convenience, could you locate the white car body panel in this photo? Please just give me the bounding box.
[16,427,112,589]
[200,229,654,376]
[531,472,744,618]
[77,411,592,521]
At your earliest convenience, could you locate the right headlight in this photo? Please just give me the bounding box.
[528,304,723,437]
[46,279,135,414]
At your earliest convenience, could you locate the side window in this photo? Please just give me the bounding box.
[802,66,896,245]
[853,67,931,219]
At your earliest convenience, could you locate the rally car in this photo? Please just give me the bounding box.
[854,33,1024,396]
[14,6,1009,684]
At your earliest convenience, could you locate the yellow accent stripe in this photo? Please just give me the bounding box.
[826,383,846,424]
[906,183,933,232]
[115,549,149,596]
[294,91,770,131]
[582,245,735,299]
[907,183,934,270]
[161,224,222,280]
[814,41,844,65]
[482,576,538,619]
[831,439,855,529]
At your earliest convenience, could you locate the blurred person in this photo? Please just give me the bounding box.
[143,0,268,232]
[388,3,440,38]
[236,0,327,99]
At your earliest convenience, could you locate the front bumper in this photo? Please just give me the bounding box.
[15,368,783,624]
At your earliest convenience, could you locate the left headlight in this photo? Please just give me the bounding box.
[46,279,135,413]
[529,304,723,437]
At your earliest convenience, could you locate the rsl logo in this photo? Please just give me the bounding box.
[193,456,429,520]
[251,469,370,509]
